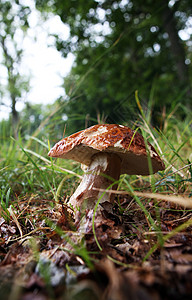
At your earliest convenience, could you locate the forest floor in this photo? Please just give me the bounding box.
[1,111,192,300]
[0,191,192,300]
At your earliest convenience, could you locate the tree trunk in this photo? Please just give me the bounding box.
[1,37,20,138]
[11,95,19,139]
[161,0,189,84]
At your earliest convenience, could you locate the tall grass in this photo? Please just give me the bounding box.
[0,100,191,267]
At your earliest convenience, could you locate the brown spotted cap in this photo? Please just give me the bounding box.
[48,124,165,175]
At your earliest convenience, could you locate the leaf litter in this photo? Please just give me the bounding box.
[0,191,192,300]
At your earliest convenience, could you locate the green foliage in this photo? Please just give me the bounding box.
[20,103,48,136]
[35,0,192,132]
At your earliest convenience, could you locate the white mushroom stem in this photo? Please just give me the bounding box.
[68,152,121,221]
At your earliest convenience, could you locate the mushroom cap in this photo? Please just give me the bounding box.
[48,124,165,175]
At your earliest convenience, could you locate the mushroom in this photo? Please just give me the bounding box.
[48,124,165,224]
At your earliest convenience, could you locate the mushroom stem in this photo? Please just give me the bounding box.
[68,152,121,222]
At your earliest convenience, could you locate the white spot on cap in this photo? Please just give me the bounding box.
[84,126,108,137]
[148,144,158,157]
[97,126,108,134]
[58,143,64,151]
[114,139,124,148]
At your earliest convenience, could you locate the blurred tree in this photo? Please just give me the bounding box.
[36,0,192,131]
[0,0,31,138]
[19,103,44,136]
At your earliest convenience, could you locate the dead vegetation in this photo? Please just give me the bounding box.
[0,187,192,300]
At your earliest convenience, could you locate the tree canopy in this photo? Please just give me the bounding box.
[36,0,192,132]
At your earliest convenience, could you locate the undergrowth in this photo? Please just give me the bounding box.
[0,102,192,299]
[1,102,192,240]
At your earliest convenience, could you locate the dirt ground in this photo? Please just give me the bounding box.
[0,196,192,300]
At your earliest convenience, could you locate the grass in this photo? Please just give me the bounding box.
[0,104,192,299]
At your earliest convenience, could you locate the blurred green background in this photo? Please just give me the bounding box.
[0,0,191,142]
